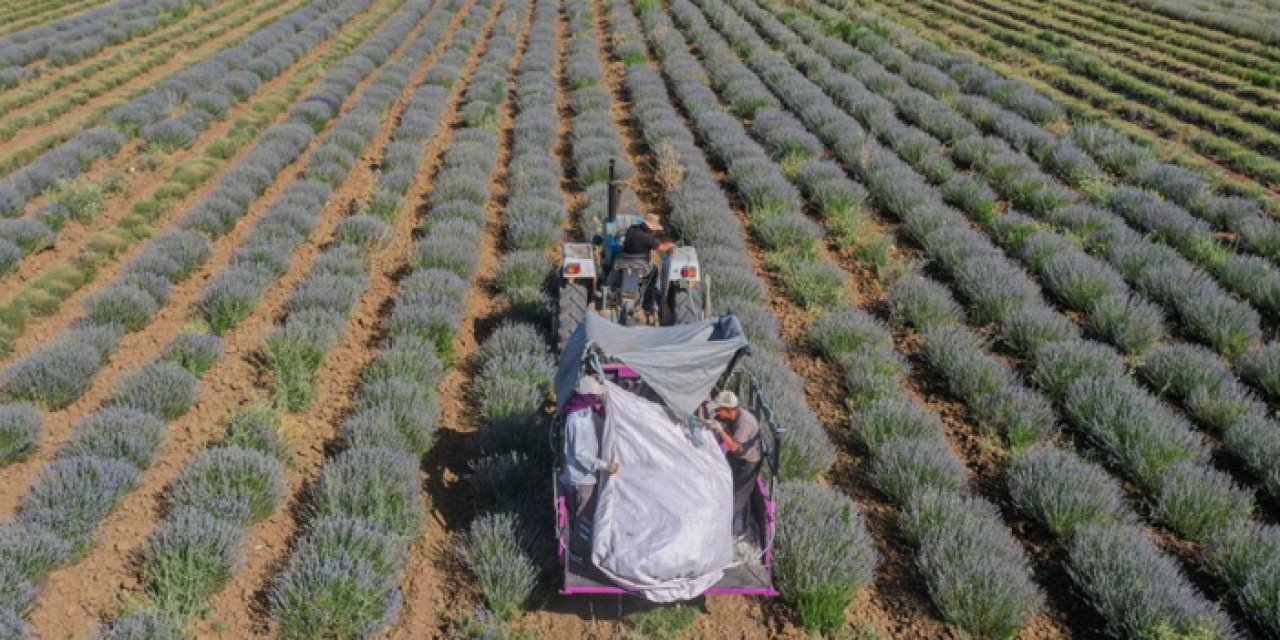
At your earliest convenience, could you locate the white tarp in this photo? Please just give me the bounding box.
[591,380,734,602]
[555,314,748,418]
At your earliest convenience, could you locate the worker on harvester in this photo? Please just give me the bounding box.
[706,390,762,537]
[616,213,673,316]
[561,375,618,561]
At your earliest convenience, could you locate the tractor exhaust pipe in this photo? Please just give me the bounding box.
[606,158,619,223]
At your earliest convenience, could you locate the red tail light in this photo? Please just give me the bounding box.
[681,267,697,278]
[566,264,582,276]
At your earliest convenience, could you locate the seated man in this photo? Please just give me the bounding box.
[706,390,762,537]
[617,214,673,314]
[561,375,618,560]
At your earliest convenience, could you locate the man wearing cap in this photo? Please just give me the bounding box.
[621,214,673,315]
[562,375,618,560]
[707,390,763,536]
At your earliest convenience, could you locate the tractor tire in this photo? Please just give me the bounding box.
[555,281,589,352]
[672,287,702,325]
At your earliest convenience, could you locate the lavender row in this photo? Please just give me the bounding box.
[0,329,217,635]
[0,0,207,87]
[0,0,372,295]
[562,0,637,241]
[114,0,376,152]
[689,0,1058,453]
[794,1,1280,350]
[731,0,1280,497]
[192,0,439,336]
[0,0,431,455]
[94,409,290,636]
[414,0,549,619]
[493,0,564,325]
[554,0,636,352]
[457,0,565,623]
[749,0,1270,364]
[713,1,1278,632]
[719,0,1274,500]
[100,5,489,631]
[605,0,834,481]
[700,0,1242,630]
[658,2,1049,635]
[744,0,1280,456]
[0,0,370,223]
[262,0,465,413]
[265,1,521,635]
[820,0,1280,264]
[638,2,853,315]
[608,2,879,634]
[1,12,431,626]
[736,0,1247,543]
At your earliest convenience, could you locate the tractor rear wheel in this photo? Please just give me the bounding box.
[672,287,702,325]
[555,281,589,352]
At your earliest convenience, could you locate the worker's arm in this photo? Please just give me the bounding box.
[709,421,742,453]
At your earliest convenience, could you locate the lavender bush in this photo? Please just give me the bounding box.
[59,408,166,470]
[142,507,245,616]
[168,447,286,525]
[0,403,41,466]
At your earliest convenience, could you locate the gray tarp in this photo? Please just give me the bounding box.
[591,380,734,601]
[555,315,748,417]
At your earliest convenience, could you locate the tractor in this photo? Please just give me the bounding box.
[554,160,708,351]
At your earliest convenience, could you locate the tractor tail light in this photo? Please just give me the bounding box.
[566,264,582,276]
[681,266,697,278]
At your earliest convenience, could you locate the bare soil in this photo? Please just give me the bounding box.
[0,0,307,160]
[390,0,529,635]
[0,0,285,139]
[21,6,434,636]
[0,1,396,509]
[0,0,336,335]
[195,3,493,635]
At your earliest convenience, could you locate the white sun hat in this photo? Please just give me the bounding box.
[711,390,739,410]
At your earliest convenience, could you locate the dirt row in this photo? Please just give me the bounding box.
[0,0,401,509]
[505,0,917,636]
[0,0,288,146]
[387,0,537,635]
[0,0,375,357]
[0,0,308,161]
[642,0,1099,636]
[23,0,491,635]
[866,0,1280,203]
[618,4,964,638]
[201,0,506,633]
[728,0,1276,635]
[0,0,401,544]
[0,0,112,37]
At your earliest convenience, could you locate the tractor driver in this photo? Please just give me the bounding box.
[706,390,763,537]
[620,214,673,315]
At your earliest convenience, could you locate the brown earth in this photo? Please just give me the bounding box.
[391,0,528,635]
[8,0,1268,637]
[19,5,437,636]
[0,0,396,508]
[0,0,112,37]
[874,0,1280,203]
[0,0,308,161]
[0,0,326,335]
[195,1,497,635]
[0,0,285,141]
